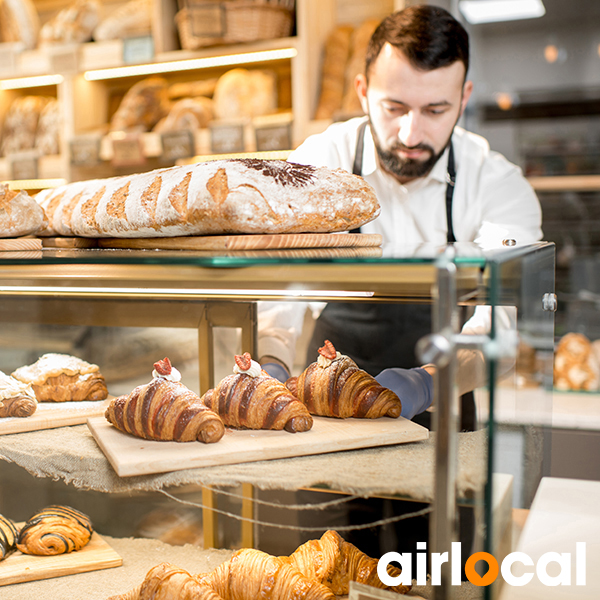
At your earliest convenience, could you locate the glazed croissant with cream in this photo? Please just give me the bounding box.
[0,514,19,560]
[16,505,93,556]
[105,358,224,443]
[284,529,410,595]
[286,340,402,418]
[200,352,313,433]
[0,370,37,418]
[11,353,107,402]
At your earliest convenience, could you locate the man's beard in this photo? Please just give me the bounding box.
[371,124,452,180]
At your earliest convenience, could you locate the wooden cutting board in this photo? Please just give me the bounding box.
[40,237,98,248]
[0,529,122,587]
[0,399,111,435]
[0,237,42,251]
[87,415,429,478]
[97,232,382,251]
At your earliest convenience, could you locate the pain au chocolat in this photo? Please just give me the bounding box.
[34,159,379,238]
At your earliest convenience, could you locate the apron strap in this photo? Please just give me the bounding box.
[351,121,457,243]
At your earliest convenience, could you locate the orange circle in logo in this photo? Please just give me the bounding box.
[465,552,499,586]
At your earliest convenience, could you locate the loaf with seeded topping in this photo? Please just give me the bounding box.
[34,159,379,238]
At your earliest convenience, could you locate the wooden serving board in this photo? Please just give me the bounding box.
[40,237,98,248]
[0,399,111,435]
[0,237,42,251]
[97,232,382,251]
[87,415,429,478]
[0,529,122,587]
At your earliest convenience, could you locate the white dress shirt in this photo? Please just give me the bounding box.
[258,118,543,387]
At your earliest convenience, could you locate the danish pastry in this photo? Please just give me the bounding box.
[0,370,37,418]
[0,514,19,560]
[11,353,108,402]
[16,505,93,556]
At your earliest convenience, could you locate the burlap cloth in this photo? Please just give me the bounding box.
[0,535,483,600]
[0,425,487,501]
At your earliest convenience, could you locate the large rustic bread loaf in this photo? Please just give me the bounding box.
[0,184,48,238]
[35,159,379,238]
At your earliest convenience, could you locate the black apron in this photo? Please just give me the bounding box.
[306,121,457,376]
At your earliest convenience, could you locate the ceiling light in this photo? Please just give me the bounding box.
[459,0,545,24]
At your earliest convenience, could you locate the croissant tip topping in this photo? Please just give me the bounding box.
[153,357,172,376]
[318,340,337,360]
[234,352,252,371]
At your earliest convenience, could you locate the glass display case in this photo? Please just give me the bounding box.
[0,240,555,599]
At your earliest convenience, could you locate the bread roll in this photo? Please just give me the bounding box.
[0,0,40,49]
[554,332,599,391]
[213,69,277,120]
[0,184,48,238]
[35,159,380,238]
[39,0,101,44]
[1,96,51,157]
[34,98,61,156]
[93,0,151,41]
[154,97,213,133]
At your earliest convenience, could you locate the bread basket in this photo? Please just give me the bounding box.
[176,0,294,50]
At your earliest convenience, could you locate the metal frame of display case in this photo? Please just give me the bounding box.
[0,242,555,598]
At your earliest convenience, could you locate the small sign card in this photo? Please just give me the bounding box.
[161,130,195,161]
[10,156,38,180]
[210,123,245,154]
[111,134,146,167]
[70,136,102,166]
[49,44,79,74]
[255,123,292,151]
[122,36,154,65]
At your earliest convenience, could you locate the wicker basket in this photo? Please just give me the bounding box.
[176,0,294,50]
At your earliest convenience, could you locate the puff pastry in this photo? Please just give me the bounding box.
[0,370,37,418]
[105,357,225,443]
[0,514,19,560]
[16,505,93,556]
[286,340,402,418]
[200,353,313,432]
[11,353,108,402]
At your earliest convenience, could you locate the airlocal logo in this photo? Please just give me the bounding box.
[378,542,587,587]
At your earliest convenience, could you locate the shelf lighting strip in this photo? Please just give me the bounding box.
[0,286,375,299]
[0,74,64,90]
[84,48,298,81]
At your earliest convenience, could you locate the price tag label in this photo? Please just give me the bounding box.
[49,45,79,74]
[70,137,102,166]
[10,156,38,180]
[255,123,292,151]
[0,45,18,75]
[111,135,146,167]
[161,130,195,161]
[189,4,227,38]
[210,123,245,154]
[122,36,155,65]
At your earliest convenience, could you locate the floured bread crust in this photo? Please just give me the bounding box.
[35,159,380,238]
[12,353,108,402]
[0,184,48,238]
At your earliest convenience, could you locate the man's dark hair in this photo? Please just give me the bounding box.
[365,5,469,81]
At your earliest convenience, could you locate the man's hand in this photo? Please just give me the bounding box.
[259,356,291,383]
[375,367,433,420]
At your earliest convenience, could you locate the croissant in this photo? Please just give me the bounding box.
[283,529,411,595]
[107,562,224,600]
[0,514,19,560]
[11,353,108,402]
[16,505,93,556]
[286,340,402,418]
[105,357,225,443]
[0,370,37,417]
[200,353,313,433]
[199,548,335,600]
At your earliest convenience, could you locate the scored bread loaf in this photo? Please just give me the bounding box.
[0,184,48,238]
[35,159,379,238]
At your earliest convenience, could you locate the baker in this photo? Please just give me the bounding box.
[260,4,542,425]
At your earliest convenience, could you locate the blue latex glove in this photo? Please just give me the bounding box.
[261,362,290,383]
[375,367,433,420]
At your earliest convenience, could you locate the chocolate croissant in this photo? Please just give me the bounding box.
[11,353,108,402]
[105,357,224,443]
[199,548,335,600]
[286,340,402,418]
[283,529,411,595]
[200,353,313,433]
[0,514,19,560]
[0,370,37,418]
[16,505,93,556]
[108,562,224,600]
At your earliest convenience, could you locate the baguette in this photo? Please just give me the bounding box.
[35,159,379,238]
